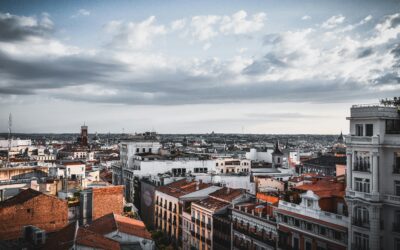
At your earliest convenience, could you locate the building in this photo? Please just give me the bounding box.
[255,176,285,193]
[300,155,346,177]
[0,188,68,240]
[80,185,124,224]
[246,147,273,163]
[231,199,278,250]
[154,178,211,245]
[277,179,348,250]
[44,221,121,250]
[51,161,86,180]
[87,213,155,250]
[272,141,284,168]
[80,124,88,146]
[215,158,251,174]
[345,104,400,250]
[180,185,223,250]
[189,187,249,250]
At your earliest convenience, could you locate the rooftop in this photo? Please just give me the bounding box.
[303,155,346,167]
[209,187,245,202]
[156,179,211,198]
[193,196,230,211]
[294,178,345,198]
[87,213,152,240]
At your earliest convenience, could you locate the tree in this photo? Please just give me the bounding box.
[380,97,400,107]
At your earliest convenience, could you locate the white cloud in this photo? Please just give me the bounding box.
[219,10,266,35]
[190,15,220,41]
[71,9,91,18]
[367,13,400,46]
[301,15,311,20]
[321,15,345,29]
[203,43,211,51]
[104,16,166,49]
[170,19,186,31]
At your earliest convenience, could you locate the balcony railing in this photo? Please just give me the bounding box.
[206,223,211,230]
[393,165,400,174]
[353,162,370,172]
[201,221,205,227]
[352,218,369,228]
[393,223,400,233]
[191,217,195,222]
[233,223,276,247]
[383,194,400,205]
[352,243,370,250]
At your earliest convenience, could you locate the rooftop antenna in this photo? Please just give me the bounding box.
[6,113,12,168]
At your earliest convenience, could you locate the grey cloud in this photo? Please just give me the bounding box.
[242,53,287,75]
[390,14,400,28]
[357,47,374,58]
[0,13,52,42]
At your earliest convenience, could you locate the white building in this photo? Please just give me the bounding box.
[345,104,400,250]
[215,158,251,174]
[51,162,86,179]
[246,148,273,163]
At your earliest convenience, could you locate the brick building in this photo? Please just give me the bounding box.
[0,188,68,240]
[80,185,124,224]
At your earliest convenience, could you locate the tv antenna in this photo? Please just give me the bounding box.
[6,113,12,168]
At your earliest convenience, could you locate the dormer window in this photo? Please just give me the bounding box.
[307,199,313,208]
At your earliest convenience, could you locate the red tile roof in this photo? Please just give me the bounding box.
[156,179,211,198]
[44,221,121,250]
[193,197,230,212]
[294,179,345,198]
[209,187,245,202]
[87,213,152,240]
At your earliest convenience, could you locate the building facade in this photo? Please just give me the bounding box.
[345,104,400,250]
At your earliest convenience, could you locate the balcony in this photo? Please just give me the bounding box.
[393,223,400,233]
[345,135,379,145]
[352,218,369,229]
[233,223,276,247]
[351,243,370,250]
[200,236,205,242]
[206,223,211,230]
[382,194,400,205]
[206,239,211,245]
[201,221,205,227]
[346,190,380,202]
[191,217,195,223]
[353,162,370,172]
[195,219,200,225]
[393,165,400,174]
[191,230,195,237]
[278,201,349,227]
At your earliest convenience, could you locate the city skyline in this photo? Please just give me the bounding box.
[0,0,399,133]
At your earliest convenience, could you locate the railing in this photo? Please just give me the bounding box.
[346,136,379,145]
[206,223,211,230]
[351,243,370,250]
[353,162,370,172]
[393,165,400,174]
[382,194,400,205]
[278,201,348,227]
[233,224,276,247]
[393,223,400,233]
[195,219,200,225]
[191,217,195,222]
[352,218,369,229]
[201,221,205,227]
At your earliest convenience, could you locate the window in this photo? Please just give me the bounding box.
[394,152,400,173]
[366,124,373,136]
[354,232,369,249]
[354,206,369,227]
[355,124,364,136]
[142,148,145,153]
[149,148,152,153]
[354,178,370,193]
[386,119,400,134]
[136,148,139,153]
[395,181,400,196]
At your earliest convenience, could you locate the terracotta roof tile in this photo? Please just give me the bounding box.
[88,213,152,240]
[209,187,245,202]
[156,179,211,198]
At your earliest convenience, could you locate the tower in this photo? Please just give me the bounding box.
[6,113,12,168]
[272,140,283,168]
[345,104,400,250]
[80,123,88,146]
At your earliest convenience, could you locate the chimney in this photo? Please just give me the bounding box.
[226,187,230,194]
[196,181,199,191]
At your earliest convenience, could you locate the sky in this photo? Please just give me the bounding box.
[0,0,399,134]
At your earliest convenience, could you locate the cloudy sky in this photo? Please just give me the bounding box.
[0,0,399,134]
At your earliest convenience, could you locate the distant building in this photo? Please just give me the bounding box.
[215,158,251,174]
[80,124,88,146]
[300,155,346,176]
[0,188,68,240]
